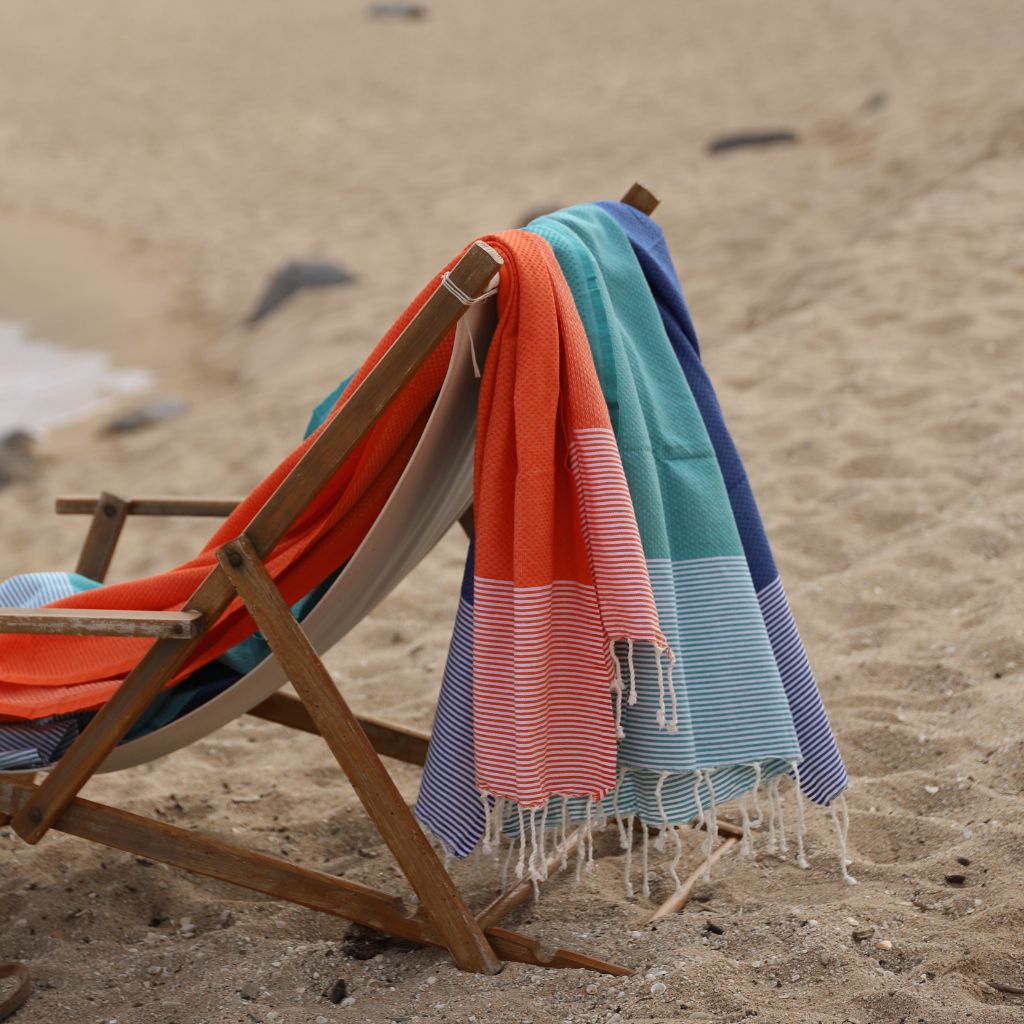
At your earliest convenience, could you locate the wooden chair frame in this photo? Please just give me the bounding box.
[0,183,730,979]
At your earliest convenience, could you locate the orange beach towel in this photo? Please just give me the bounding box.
[0,231,668,816]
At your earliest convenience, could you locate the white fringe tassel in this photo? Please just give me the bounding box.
[702,769,719,882]
[790,762,809,869]
[623,813,636,898]
[830,793,857,885]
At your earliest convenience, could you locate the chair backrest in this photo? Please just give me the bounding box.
[100,295,498,772]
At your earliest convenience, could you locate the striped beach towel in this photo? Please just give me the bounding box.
[417,209,804,874]
[597,200,848,808]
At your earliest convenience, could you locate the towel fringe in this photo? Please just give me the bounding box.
[654,771,670,853]
[515,805,527,880]
[830,793,857,885]
[669,823,684,896]
[749,762,765,827]
[609,640,626,739]
[623,813,636,898]
[655,651,667,729]
[559,795,570,871]
[772,777,788,855]
[790,762,809,869]
[738,793,754,858]
[640,820,651,898]
[501,827,518,889]
[702,769,719,882]
[692,769,707,831]
[626,639,638,706]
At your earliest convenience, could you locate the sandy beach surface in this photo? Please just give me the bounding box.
[1,2,1023,1021]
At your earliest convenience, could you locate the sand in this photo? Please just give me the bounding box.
[1,1,1023,1021]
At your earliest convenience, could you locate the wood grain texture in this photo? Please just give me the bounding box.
[0,781,628,975]
[57,496,241,517]
[73,491,128,582]
[218,534,501,975]
[620,181,660,215]
[248,693,431,766]
[0,607,202,639]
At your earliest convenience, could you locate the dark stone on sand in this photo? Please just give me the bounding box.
[342,922,417,959]
[102,397,187,435]
[368,3,428,19]
[706,130,799,155]
[944,873,967,886]
[0,430,38,488]
[245,259,356,326]
[862,91,889,113]
[322,978,348,1004]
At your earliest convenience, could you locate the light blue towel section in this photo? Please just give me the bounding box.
[597,200,847,806]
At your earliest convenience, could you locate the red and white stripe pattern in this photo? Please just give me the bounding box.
[473,427,668,809]
[568,428,664,644]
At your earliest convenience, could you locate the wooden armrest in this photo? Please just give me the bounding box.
[0,608,203,639]
[56,496,241,517]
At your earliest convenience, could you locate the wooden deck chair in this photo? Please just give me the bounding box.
[0,184,726,985]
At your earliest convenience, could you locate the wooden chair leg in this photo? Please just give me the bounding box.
[247,692,431,766]
[74,491,128,582]
[217,535,501,975]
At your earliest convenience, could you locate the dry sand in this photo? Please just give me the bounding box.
[1,2,1023,1021]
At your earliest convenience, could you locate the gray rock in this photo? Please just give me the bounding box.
[862,91,889,113]
[0,430,38,488]
[102,397,187,435]
[368,4,427,19]
[322,978,348,1004]
[245,259,356,325]
[706,130,799,155]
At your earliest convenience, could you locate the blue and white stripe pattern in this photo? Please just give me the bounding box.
[414,551,487,856]
[0,573,92,769]
[757,576,848,803]
[597,201,848,806]
[0,571,99,609]
[0,716,79,770]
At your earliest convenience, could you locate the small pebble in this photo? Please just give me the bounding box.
[323,978,348,1004]
[945,873,967,886]
[876,940,893,951]
[651,982,667,995]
